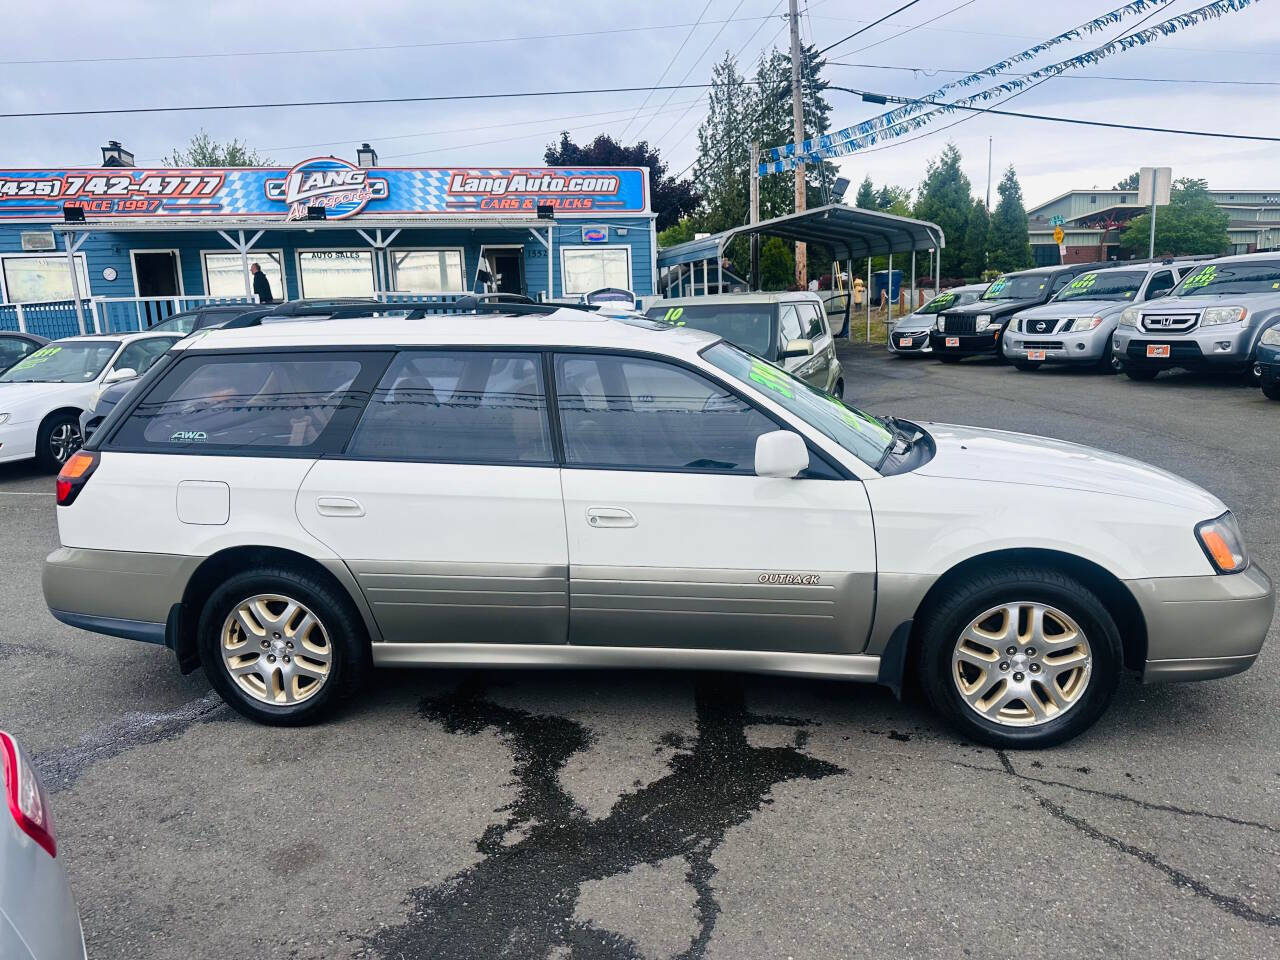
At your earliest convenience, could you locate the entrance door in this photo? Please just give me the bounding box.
[482,247,525,296]
[132,250,182,327]
[553,352,877,654]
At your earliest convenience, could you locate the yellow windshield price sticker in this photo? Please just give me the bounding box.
[661,307,686,326]
[1184,265,1216,289]
[749,360,794,399]
[1068,273,1097,290]
[11,345,60,370]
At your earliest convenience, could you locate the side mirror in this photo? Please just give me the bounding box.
[103,367,137,384]
[1146,288,1168,300]
[755,431,809,479]
[780,338,814,359]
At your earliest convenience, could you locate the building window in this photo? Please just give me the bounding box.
[561,247,631,296]
[202,251,285,299]
[0,254,91,304]
[297,250,375,298]
[389,249,465,293]
[1120,196,1128,204]
[1090,195,1097,204]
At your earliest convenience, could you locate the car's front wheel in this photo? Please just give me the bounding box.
[938,354,961,364]
[198,567,369,725]
[917,565,1122,748]
[35,412,83,472]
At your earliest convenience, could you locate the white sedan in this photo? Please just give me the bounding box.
[0,332,179,470]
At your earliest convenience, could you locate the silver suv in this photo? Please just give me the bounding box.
[1112,253,1280,382]
[1004,261,1199,373]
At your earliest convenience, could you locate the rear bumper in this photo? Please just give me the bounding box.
[1128,564,1274,682]
[43,546,198,639]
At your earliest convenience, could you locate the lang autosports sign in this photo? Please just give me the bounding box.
[0,160,650,220]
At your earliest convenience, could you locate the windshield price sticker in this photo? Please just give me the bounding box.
[988,279,1008,295]
[1185,265,1216,289]
[11,345,60,370]
[661,307,686,326]
[932,293,955,307]
[749,360,794,399]
[1069,274,1097,291]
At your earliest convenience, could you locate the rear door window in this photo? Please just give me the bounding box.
[109,351,383,455]
[346,351,553,464]
[798,302,825,339]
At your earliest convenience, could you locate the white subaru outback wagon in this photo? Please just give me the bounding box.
[42,308,1274,748]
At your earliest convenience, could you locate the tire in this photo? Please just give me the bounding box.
[1262,377,1280,401]
[1012,361,1038,372]
[35,411,83,472]
[1248,360,1263,388]
[1124,365,1159,382]
[938,354,962,364]
[1096,335,1119,373]
[198,566,369,725]
[916,565,1122,749]
[833,378,845,400]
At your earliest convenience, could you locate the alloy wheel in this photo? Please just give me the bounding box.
[951,602,1092,727]
[221,594,333,705]
[48,422,82,464]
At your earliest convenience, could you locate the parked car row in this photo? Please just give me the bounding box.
[889,251,1280,402]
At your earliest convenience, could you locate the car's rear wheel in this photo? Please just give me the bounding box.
[35,412,83,472]
[198,567,368,725]
[917,566,1122,748]
[1124,364,1160,381]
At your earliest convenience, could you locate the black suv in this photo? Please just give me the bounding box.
[930,262,1109,362]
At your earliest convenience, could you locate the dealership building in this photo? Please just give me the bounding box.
[1027,187,1280,265]
[0,142,657,338]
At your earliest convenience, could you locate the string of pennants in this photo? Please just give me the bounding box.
[758,0,1259,175]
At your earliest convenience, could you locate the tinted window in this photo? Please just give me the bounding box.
[347,351,552,464]
[1171,261,1280,297]
[555,354,777,473]
[0,341,120,383]
[1144,271,1175,299]
[798,303,825,338]
[779,304,805,344]
[0,337,39,371]
[111,353,370,454]
[1049,273,1073,294]
[645,303,775,358]
[114,338,177,376]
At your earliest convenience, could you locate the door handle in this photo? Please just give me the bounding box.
[586,506,637,528]
[316,496,365,518]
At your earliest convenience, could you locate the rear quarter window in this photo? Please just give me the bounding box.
[107,351,386,455]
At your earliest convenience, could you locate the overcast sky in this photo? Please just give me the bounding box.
[2,0,1276,210]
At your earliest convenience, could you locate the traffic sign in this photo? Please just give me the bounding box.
[1053,226,1065,245]
[1049,215,1065,227]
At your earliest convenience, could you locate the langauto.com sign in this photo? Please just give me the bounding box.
[0,162,650,220]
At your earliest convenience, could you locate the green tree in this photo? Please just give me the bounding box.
[1113,171,1141,190]
[913,143,972,278]
[875,184,912,215]
[1119,178,1229,257]
[657,217,697,248]
[166,129,270,166]
[962,199,989,278]
[694,53,752,235]
[987,166,1033,272]
[759,236,795,290]
[854,175,876,209]
[545,132,697,231]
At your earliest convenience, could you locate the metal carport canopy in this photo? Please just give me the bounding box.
[657,203,944,270]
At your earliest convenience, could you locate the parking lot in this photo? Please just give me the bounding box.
[1,343,1276,960]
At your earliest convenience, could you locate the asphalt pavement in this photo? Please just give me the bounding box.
[0,344,1276,960]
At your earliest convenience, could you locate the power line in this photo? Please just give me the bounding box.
[828,61,1280,86]
[833,0,978,57]
[816,0,927,56]
[0,17,778,67]
[620,0,716,141]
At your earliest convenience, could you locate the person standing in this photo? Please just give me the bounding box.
[250,262,274,304]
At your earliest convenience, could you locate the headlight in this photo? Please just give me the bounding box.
[974,314,994,331]
[0,413,8,425]
[1261,326,1280,347]
[1202,306,1247,326]
[1118,307,1139,328]
[1069,316,1103,332]
[1195,511,1249,574]
[935,317,945,332]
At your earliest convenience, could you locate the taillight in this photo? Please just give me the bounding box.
[1,731,57,858]
[56,450,98,506]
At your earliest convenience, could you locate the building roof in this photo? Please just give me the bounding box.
[658,204,944,271]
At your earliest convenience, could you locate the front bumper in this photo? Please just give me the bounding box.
[1113,323,1252,370]
[1257,345,1280,386]
[1129,563,1274,682]
[888,329,933,353]
[1004,327,1110,363]
[0,419,36,464]
[929,328,1002,356]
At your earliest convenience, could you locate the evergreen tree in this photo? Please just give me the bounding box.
[913,144,972,278]
[962,199,989,278]
[694,54,752,235]
[1113,171,1141,190]
[987,166,1033,272]
[1119,178,1229,256]
[750,44,836,219]
[854,175,876,209]
[166,129,270,166]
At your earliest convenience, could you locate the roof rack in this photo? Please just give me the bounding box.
[216,294,606,329]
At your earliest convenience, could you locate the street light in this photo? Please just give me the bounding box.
[100,140,134,167]
[356,143,378,168]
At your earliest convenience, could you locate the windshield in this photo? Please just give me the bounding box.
[148,313,200,334]
[1170,261,1280,297]
[981,274,1050,301]
[1053,270,1146,302]
[917,289,979,315]
[0,341,119,383]
[703,341,893,468]
[647,303,775,358]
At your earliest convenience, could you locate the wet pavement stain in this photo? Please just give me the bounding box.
[366,674,843,960]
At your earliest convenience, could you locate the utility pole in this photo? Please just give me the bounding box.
[788,0,806,288]
[749,142,761,290]
[985,137,993,210]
